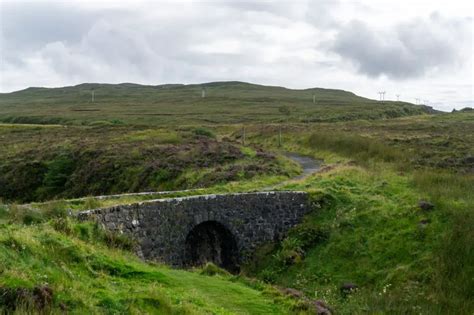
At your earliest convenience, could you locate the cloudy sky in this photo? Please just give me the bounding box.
[0,0,472,111]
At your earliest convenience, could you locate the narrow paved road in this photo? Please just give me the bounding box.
[283,152,321,180]
[262,152,321,191]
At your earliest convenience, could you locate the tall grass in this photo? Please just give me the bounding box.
[307,131,403,164]
[412,171,474,201]
[412,171,474,313]
[306,130,473,313]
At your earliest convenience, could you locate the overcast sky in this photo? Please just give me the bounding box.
[1,0,472,111]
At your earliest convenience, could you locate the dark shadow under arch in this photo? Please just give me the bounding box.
[185,221,239,273]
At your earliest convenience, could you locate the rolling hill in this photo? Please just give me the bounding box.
[0,81,436,125]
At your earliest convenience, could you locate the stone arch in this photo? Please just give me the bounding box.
[184,220,239,273]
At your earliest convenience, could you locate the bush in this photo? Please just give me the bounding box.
[103,229,136,251]
[50,217,74,235]
[7,205,43,225]
[41,200,69,219]
[0,203,8,221]
[4,200,69,225]
[274,238,304,266]
[38,152,75,198]
[288,225,330,249]
[193,127,215,138]
[260,268,279,283]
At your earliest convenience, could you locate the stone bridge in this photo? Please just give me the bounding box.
[78,191,312,272]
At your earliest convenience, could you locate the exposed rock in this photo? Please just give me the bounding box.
[278,287,305,299]
[419,201,435,211]
[277,287,332,315]
[312,299,332,315]
[340,282,358,295]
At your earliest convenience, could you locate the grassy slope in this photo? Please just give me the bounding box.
[0,110,472,314]
[240,112,473,314]
[0,81,434,125]
[247,166,444,313]
[0,221,295,314]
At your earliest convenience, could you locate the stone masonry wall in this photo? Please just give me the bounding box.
[77,191,311,267]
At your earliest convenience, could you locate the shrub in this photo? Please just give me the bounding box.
[70,221,136,250]
[0,203,8,221]
[41,200,69,219]
[7,205,43,225]
[260,268,279,283]
[50,217,74,235]
[103,229,136,251]
[288,225,330,249]
[193,127,215,138]
[110,119,125,125]
[274,238,304,266]
[39,152,75,198]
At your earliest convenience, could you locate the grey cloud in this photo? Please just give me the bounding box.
[1,0,329,88]
[0,1,131,69]
[0,0,471,111]
[1,2,95,50]
[304,0,340,28]
[331,14,472,79]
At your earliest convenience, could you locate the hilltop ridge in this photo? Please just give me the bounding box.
[0,81,437,125]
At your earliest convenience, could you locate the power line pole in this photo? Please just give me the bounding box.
[201,88,206,98]
[278,125,282,147]
[378,91,386,102]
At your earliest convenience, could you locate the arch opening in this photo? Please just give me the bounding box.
[185,221,239,273]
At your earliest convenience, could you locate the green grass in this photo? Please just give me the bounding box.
[0,220,299,314]
[0,81,434,126]
[246,165,442,312]
[0,99,471,314]
[238,113,473,314]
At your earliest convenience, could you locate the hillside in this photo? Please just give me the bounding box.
[1,112,472,314]
[0,81,470,314]
[0,217,305,314]
[0,81,436,125]
[0,124,299,203]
